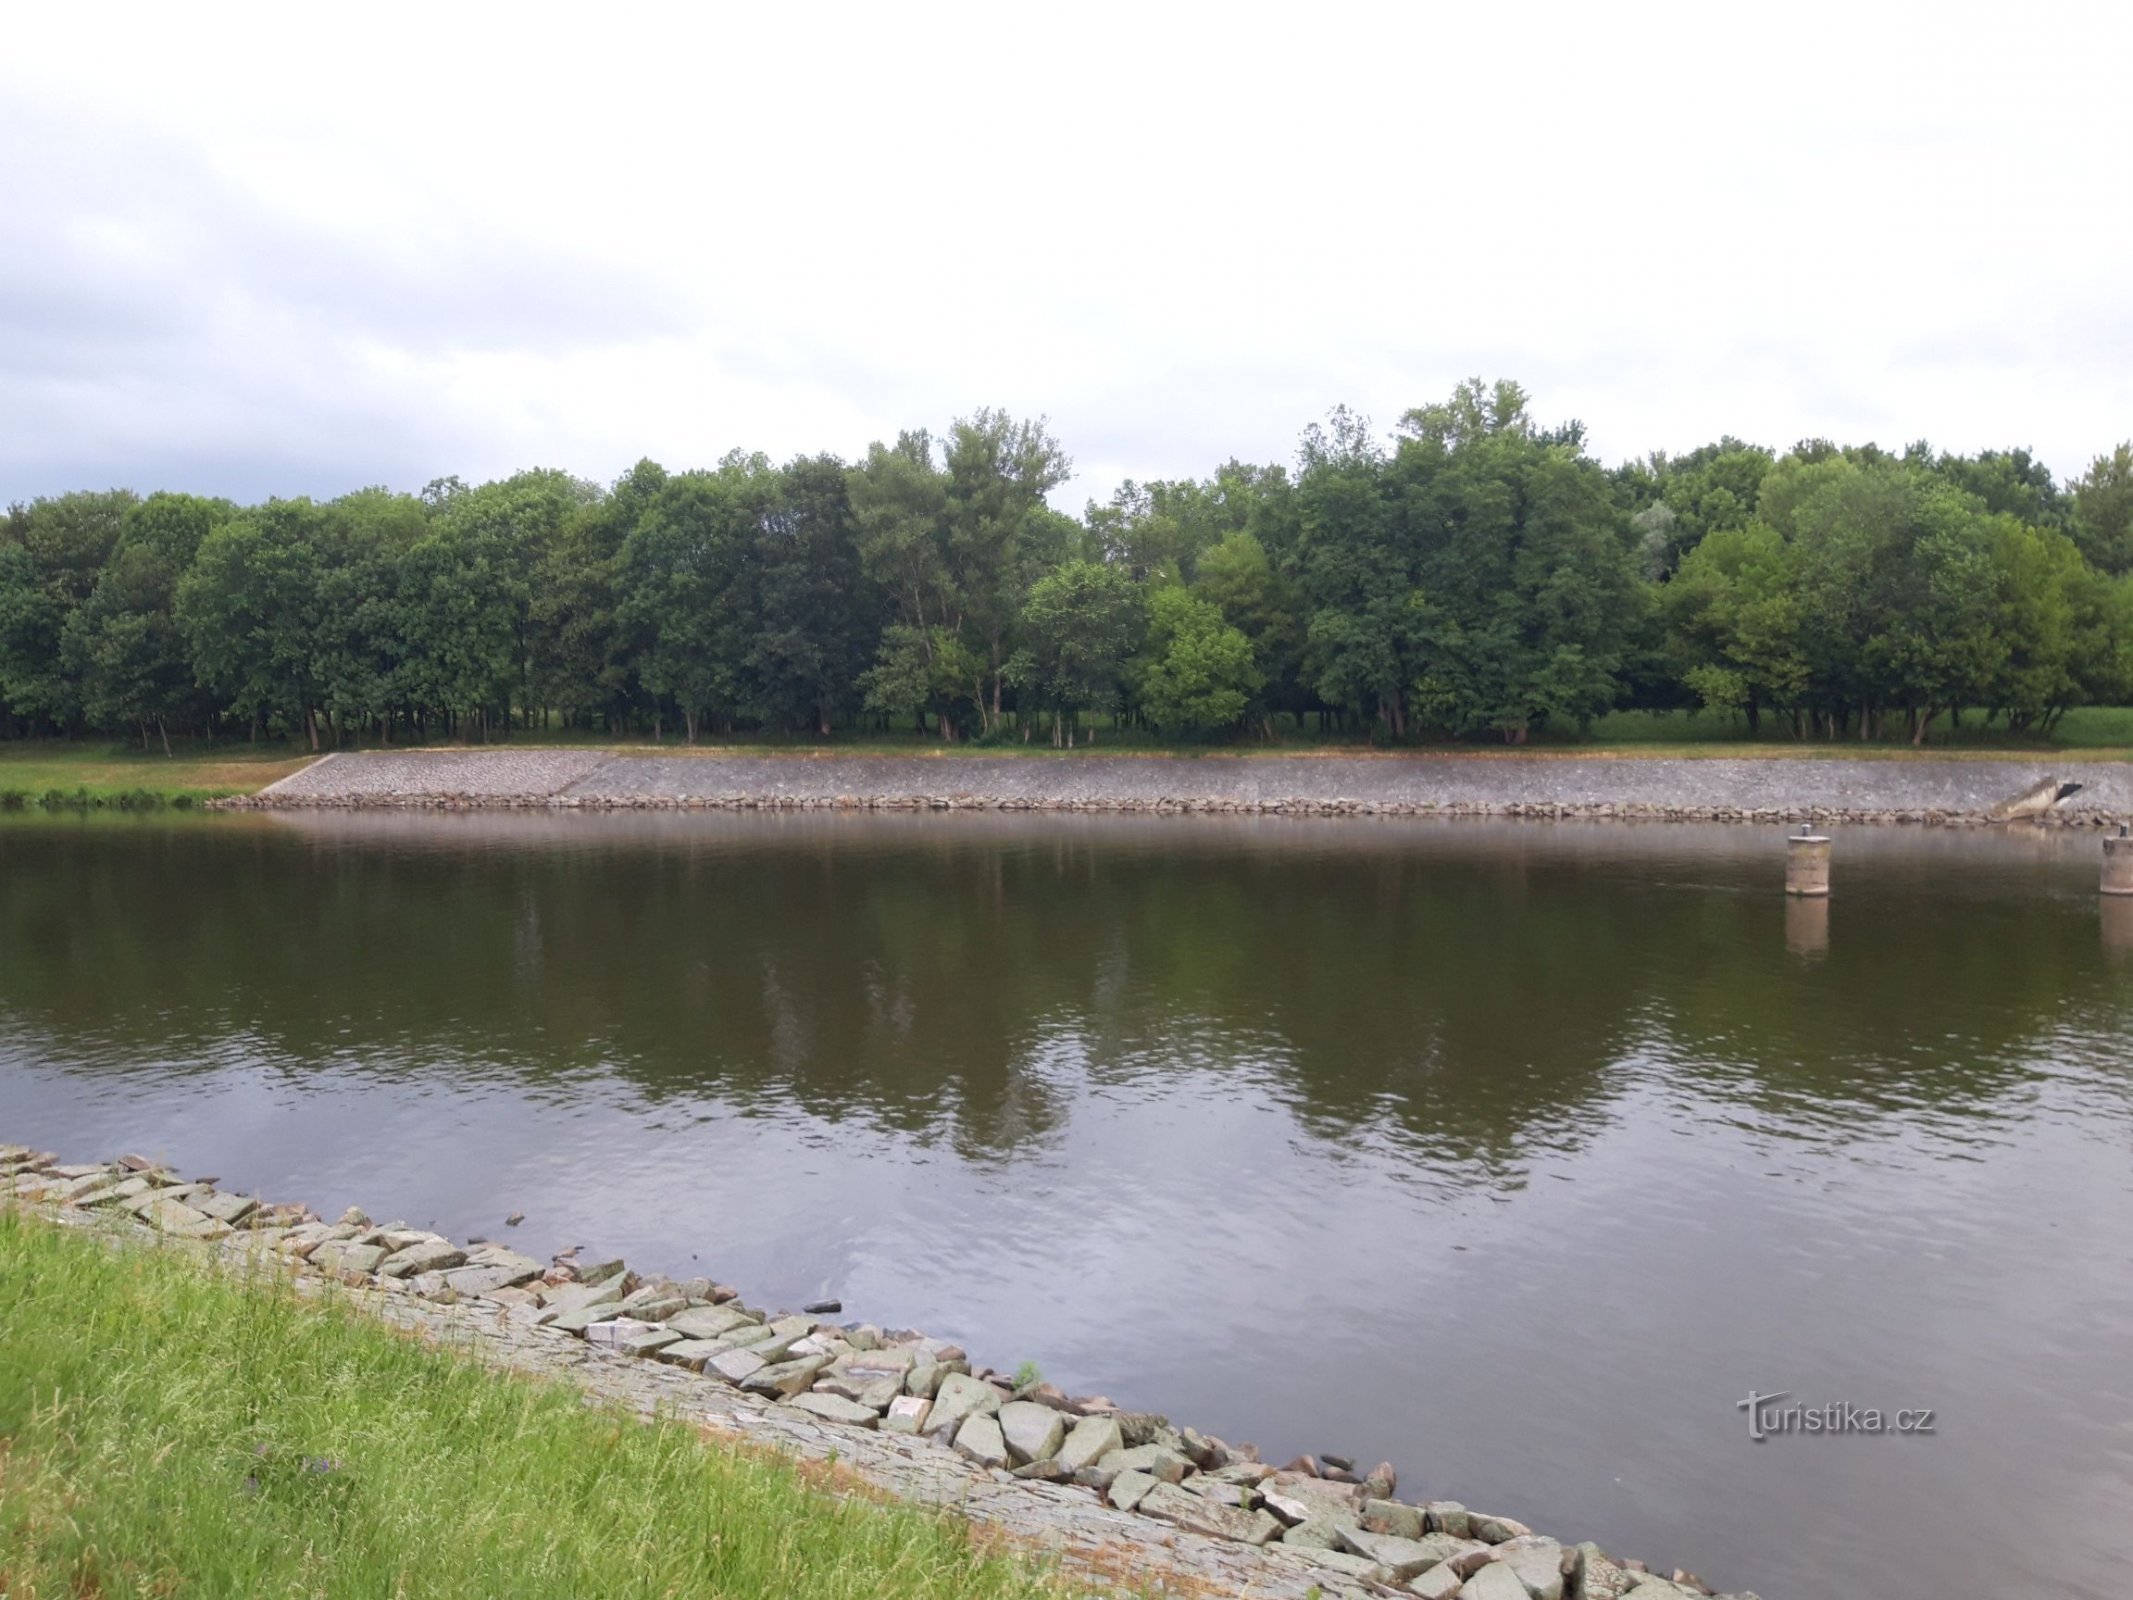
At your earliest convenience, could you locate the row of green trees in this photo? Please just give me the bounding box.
[5,381,2132,749]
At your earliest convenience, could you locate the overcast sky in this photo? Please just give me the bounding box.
[4,3,2129,511]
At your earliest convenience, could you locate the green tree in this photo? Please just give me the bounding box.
[0,489,137,729]
[615,458,765,741]
[1007,560,1141,745]
[56,493,228,751]
[176,501,331,745]
[943,410,1071,729]
[1136,586,1262,735]
[1194,529,1305,731]
[2072,443,2133,575]
[1393,381,1641,740]
[752,455,873,735]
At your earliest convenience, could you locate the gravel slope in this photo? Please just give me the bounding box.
[246,750,2133,824]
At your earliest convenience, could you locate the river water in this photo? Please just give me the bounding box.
[2,811,2128,1597]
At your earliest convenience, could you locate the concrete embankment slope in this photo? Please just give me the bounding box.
[237,749,2133,826]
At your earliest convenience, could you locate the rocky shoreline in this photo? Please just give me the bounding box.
[216,749,2133,830]
[3,1143,1759,1600]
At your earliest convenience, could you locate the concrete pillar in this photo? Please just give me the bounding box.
[2104,829,2133,896]
[1784,832,1832,897]
[1785,896,1829,957]
[2102,896,2133,957]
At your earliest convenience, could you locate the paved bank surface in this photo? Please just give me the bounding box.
[236,748,2133,826]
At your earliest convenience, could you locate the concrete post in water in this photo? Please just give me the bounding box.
[2103,825,2133,897]
[1785,895,1829,957]
[1784,828,1831,897]
[2102,895,2133,957]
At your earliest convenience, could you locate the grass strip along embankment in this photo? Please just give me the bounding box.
[0,1210,1080,1599]
[0,747,312,812]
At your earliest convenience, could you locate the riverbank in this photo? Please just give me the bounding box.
[3,1145,1752,1600]
[221,747,2133,827]
[0,1208,1072,1600]
[0,746,311,807]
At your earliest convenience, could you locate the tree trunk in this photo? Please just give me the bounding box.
[685,710,698,745]
[158,718,171,758]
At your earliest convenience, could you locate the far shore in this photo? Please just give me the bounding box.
[206,747,2133,828]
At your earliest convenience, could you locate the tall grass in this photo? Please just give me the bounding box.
[0,1212,1074,1599]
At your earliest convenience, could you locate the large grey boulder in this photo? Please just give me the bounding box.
[533,1279,626,1327]
[311,1241,385,1274]
[1470,1512,1533,1543]
[1335,1529,1476,1583]
[1180,1477,1253,1508]
[741,1355,831,1398]
[921,1372,1002,1439]
[194,1191,259,1226]
[1094,1443,1190,1483]
[1571,1543,1631,1599]
[1106,1469,1160,1512]
[68,1176,152,1209]
[1362,1498,1426,1539]
[1054,1414,1123,1476]
[838,1347,915,1377]
[1460,1565,1531,1600]
[143,1196,230,1239]
[996,1400,1065,1465]
[653,1339,725,1371]
[1136,1482,1284,1546]
[707,1347,768,1385]
[881,1396,931,1434]
[663,1304,755,1340]
[1279,1516,1360,1550]
[443,1262,540,1297]
[1266,1545,1391,1586]
[953,1413,1010,1470]
[1261,1470,1363,1523]
[1424,1500,1473,1538]
[1488,1535,1565,1600]
[786,1392,879,1429]
[585,1319,681,1358]
[378,1241,465,1279]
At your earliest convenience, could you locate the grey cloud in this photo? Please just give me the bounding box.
[0,98,687,501]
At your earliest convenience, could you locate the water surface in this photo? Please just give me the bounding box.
[3,812,2129,1598]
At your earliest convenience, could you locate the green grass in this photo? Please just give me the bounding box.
[0,1211,1079,1599]
[1577,705,2133,756]
[0,743,313,805]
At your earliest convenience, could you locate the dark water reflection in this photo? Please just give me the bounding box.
[3,812,2130,1598]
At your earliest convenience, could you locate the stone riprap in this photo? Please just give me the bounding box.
[3,1143,1759,1600]
[231,748,2133,829]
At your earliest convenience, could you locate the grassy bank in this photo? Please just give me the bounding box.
[0,1211,1074,1599]
[0,745,313,809]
